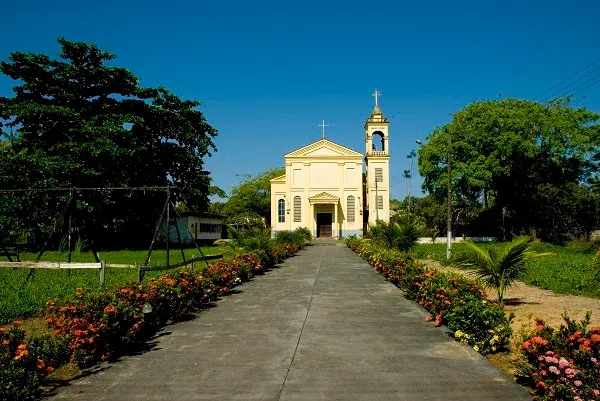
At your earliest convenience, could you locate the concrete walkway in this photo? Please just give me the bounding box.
[52,244,531,400]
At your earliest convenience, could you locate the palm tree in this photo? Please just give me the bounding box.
[457,236,533,304]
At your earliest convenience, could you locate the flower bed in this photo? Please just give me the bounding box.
[520,315,600,400]
[1,241,304,400]
[346,237,512,355]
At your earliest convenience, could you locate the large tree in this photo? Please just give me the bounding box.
[223,167,285,226]
[0,38,217,249]
[418,98,600,242]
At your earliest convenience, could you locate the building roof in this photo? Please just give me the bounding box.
[284,138,363,159]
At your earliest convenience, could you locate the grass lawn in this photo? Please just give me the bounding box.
[0,247,233,324]
[414,241,600,298]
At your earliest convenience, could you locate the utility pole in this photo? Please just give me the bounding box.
[446,132,452,260]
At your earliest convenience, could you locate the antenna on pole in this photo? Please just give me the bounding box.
[318,120,329,139]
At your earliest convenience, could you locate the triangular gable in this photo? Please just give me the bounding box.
[269,174,286,183]
[284,139,363,158]
[308,192,340,204]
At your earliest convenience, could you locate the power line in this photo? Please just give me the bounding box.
[533,56,600,100]
[569,74,600,98]
[540,65,600,103]
[544,72,600,103]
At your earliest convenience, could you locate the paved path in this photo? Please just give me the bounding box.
[53,244,531,400]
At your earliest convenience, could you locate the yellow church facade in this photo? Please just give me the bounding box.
[270,96,391,238]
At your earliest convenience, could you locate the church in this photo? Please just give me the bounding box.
[270,92,391,238]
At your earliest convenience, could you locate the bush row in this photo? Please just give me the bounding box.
[520,315,600,400]
[1,239,306,401]
[346,237,512,355]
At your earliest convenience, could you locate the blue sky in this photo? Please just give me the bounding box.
[1,0,599,199]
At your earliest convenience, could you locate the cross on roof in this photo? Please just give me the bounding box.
[372,90,381,106]
[318,119,329,139]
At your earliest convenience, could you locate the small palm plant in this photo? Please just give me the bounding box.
[457,236,533,304]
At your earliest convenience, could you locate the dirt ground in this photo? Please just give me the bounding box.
[420,259,600,333]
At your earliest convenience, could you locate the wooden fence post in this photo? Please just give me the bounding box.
[99,260,106,286]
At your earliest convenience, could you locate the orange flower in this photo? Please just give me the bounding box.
[37,359,45,370]
[579,339,592,352]
[12,321,21,327]
[590,334,600,343]
[46,366,55,374]
[530,336,548,346]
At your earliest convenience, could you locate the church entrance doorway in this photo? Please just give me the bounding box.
[316,213,333,238]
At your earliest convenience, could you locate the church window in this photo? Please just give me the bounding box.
[278,199,285,223]
[347,196,355,222]
[375,168,383,182]
[293,196,301,222]
[376,195,384,210]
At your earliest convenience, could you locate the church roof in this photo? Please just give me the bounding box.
[284,138,363,159]
[308,192,340,204]
[269,174,286,183]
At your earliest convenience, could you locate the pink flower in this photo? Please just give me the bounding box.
[558,357,570,369]
[591,357,598,364]
[548,366,560,375]
[565,368,576,378]
[574,380,582,387]
[593,389,600,396]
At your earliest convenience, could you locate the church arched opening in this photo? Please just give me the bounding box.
[372,131,385,152]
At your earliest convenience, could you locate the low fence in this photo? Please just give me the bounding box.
[0,261,106,284]
[0,254,225,285]
[417,237,496,244]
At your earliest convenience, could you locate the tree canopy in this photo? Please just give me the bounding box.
[0,38,218,249]
[417,98,600,242]
[222,167,285,226]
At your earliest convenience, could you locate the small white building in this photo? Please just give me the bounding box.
[159,213,223,244]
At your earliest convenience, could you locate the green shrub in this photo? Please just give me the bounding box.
[274,228,313,247]
[366,215,421,252]
[0,324,66,401]
[446,299,513,354]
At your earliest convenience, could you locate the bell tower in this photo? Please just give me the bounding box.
[364,90,390,225]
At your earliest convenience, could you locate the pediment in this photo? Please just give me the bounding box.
[308,192,340,204]
[270,174,286,183]
[284,139,363,158]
